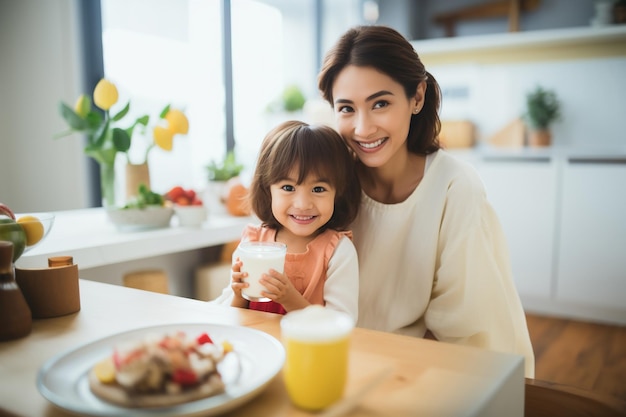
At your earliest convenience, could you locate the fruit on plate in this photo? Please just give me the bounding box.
[88,330,231,408]
[165,186,203,206]
[0,218,26,262]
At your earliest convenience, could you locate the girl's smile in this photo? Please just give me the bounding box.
[289,214,317,224]
[270,168,336,245]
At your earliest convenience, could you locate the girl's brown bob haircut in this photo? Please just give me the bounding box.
[249,120,361,232]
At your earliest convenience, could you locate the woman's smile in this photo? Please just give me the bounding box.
[355,137,388,151]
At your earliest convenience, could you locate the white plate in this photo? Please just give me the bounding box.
[37,323,285,417]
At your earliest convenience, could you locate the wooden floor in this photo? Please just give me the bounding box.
[526,313,626,401]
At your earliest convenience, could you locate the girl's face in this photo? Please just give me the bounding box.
[270,168,336,240]
[331,65,423,169]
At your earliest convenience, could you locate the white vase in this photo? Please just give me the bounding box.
[590,1,613,26]
[125,162,151,199]
[203,181,228,216]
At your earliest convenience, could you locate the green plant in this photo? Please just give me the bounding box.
[55,79,145,167]
[55,79,189,166]
[282,85,306,112]
[123,184,165,209]
[206,151,244,181]
[265,84,306,113]
[523,86,561,130]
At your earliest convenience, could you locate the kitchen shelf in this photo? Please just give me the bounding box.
[411,25,626,65]
[16,208,254,270]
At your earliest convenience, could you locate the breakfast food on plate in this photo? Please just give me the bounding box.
[89,331,233,408]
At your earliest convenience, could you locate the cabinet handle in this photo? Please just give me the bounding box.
[568,158,626,165]
[482,157,551,163]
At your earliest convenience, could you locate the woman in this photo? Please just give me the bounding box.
[318,25,535,377]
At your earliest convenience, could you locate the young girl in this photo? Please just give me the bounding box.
[318,25,535,377]
[214,120,361,321]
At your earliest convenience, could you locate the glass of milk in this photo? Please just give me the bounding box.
[281,305,355,410]
[237,241,286,302]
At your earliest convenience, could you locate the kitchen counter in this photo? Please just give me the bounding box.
[448,144,626,162]
[17,208,256,270]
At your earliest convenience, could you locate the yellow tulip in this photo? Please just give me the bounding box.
[93,79,119,110]
[153,125,174,151]
[165,109,189,134]
[74,94,91,118]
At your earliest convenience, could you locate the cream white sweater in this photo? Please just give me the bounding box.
[352,150,535,377]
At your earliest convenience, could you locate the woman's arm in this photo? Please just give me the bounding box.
[424,166,535,377]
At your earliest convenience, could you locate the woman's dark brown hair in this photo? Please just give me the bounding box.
[318,25,441,155]
[249,120,361,232]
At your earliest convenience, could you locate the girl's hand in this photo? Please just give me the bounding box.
[230,258,249,308]
[259,269,309,312]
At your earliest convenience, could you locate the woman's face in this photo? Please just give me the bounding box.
[331,65,421,169]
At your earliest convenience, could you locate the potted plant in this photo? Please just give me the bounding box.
[206,150,244,182]
[522,85,561,147]
[204,151,244,215]
[56,79,189,207]
[265,84,306,114]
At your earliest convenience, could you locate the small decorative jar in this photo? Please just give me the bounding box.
[0,241,32,341]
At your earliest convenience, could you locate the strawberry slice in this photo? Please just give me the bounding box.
[196,332,214,345]
[172,368,198,385]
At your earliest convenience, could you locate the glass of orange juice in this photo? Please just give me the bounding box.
[280,305,354,411]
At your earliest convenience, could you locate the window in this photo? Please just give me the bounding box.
[100,0,362,196]
[101,0,225,194]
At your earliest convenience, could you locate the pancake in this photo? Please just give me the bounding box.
[88,368,225,408]
[87,331,229,408]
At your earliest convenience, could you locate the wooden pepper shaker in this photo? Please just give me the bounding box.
[0,241,32,341]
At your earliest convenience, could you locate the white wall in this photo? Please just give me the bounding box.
[0,0,89,213]
[2,0,624,215]
[431,56,626,147]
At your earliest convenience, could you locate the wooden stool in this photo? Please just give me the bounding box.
[195,262,231,301]
[221,240,240,263]
[123,269,169,294]
[195,241,239,301]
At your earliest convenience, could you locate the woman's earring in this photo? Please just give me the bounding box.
[413,109,419,114]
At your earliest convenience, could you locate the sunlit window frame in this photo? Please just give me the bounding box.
[78,0,324,207]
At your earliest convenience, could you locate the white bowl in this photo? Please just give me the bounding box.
[174,205,207,227]
[106,206,174,232]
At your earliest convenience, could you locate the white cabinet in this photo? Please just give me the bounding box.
[556,159,626,313]
[452,150,626,325]
[476,157,557,299]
